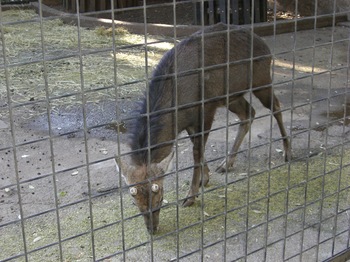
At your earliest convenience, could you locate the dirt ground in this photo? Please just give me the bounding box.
[1,5,350,262]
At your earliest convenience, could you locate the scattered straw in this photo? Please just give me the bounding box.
[0,9,173,115]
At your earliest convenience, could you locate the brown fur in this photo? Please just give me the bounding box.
[121,23,291,233]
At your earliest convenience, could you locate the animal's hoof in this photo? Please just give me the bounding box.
[216,159,233,173]
[285,151,292,162]
[200,175,210,187]
[182,197,195,207]
[215,165,226,173]
[216,161,229,173]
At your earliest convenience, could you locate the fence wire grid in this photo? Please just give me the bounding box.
[0,0,350,261]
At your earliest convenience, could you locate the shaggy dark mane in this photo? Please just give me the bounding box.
[128,48,175,165]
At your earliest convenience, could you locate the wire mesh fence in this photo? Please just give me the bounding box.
[0,0,349,261]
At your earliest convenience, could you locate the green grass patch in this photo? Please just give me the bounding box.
[2,149,350,260]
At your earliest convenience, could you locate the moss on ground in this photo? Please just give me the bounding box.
[2,149,349,261]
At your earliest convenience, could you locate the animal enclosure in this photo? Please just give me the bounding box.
[0,1,349,261]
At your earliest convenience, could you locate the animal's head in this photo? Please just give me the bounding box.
[115,152,174,234]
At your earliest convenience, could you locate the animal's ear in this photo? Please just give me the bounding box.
[115,156,130,184]
[158,151,174,174]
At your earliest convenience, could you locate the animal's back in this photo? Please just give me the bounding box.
[129,23,273,164]
[176,23,271,70]
[171,23,272,107]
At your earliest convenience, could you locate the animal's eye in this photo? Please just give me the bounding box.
[151,183,159,193]
[129,187,137,196]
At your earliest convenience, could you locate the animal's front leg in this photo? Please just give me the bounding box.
[183,165,201,207]
[183,132,209,207]
[200,162,210,187]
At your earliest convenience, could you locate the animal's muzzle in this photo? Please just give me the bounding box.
[144,209,160,234]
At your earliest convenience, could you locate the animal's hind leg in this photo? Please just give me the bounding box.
[216,97,256,173]
[253,87,291,162]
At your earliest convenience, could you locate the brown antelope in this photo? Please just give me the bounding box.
[116,23,291,233]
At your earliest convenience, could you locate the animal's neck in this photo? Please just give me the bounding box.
[150,111,176,160]
[130,101,177,165]
[130,63,179,165]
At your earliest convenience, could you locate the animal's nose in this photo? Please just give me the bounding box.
[144,209,160,234]
[147,225,159,234]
